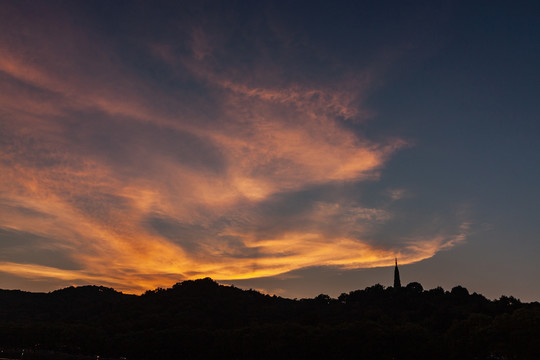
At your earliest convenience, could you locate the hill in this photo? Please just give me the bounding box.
[1,278,539,359]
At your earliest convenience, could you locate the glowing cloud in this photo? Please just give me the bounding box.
[0,3,467,293]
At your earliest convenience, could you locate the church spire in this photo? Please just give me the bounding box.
[394,258,401,288]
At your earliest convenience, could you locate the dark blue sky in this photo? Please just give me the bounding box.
[0,0,539,300]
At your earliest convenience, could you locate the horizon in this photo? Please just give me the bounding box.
[0,268,531,303]
[1,1,539,302]
[0,274,496,299]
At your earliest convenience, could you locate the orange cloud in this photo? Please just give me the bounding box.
[0,5,467,294]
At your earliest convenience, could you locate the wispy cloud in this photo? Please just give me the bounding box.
[0,3,468,292]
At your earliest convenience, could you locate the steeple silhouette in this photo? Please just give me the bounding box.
[394,258,401,288]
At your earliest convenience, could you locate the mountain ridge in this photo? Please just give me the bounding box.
[1,278,539,359]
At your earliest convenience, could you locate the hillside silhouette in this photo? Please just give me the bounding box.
[1,278,539,359]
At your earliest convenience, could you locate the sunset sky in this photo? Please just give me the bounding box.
[1,1,539,301]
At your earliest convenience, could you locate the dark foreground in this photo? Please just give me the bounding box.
[1,278,539,359]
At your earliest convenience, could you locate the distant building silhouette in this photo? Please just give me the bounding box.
[394,258,401,288]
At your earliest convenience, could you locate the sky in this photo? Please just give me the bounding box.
[1,0,539,301]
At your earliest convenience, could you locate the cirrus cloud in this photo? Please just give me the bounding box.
[0,2,467,293]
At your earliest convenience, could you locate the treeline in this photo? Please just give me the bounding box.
[1,278,539,359]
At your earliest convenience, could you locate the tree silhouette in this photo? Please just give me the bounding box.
[0,279,539,359]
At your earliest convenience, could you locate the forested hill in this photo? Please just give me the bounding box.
[1,278,539,359]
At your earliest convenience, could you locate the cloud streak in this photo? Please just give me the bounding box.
[0,2,467,293]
